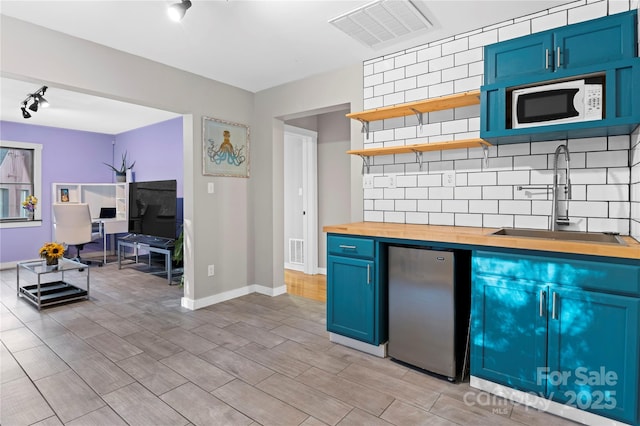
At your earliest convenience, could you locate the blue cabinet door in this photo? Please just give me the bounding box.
[546,287,640,425]
[485,33,553,85]
[471,274,548,393]
[327,254,375,343]
[555,10,637,72]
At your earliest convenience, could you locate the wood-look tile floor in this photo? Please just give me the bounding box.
[1,264,579,426]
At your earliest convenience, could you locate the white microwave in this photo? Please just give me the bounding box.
[512,79,603,129]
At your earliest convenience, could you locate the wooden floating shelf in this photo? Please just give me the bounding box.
[347,138,492,157]
[346,90,481,122]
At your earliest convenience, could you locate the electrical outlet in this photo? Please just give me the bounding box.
[443,171,456,187]
[363,174,374,189]
[207,182,215,194]
[207,264,215,276]
[388,174,396,189]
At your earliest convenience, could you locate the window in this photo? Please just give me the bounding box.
[0,140,42,227]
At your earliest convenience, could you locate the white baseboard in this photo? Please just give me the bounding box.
[329,332,387,358]
[317,267,326,275]
[181,283,288,310]
[284,263,304,272]
[470,376,630,426]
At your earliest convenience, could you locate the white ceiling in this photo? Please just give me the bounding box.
[0,0,572,134]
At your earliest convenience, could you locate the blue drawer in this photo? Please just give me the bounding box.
[473,250,640,296]
[328,235,375,259]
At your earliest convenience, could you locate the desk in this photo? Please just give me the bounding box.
[117,236,174,284]
[92,218,127,263]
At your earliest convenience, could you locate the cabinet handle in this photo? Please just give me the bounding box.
[339,244,356,250]
[552,292,558,320]
[367,264,371,284]
[545,49,550,69]
[539,290,546,317]
[556,47,561,68]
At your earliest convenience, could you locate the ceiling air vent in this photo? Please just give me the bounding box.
[329,0,433,49]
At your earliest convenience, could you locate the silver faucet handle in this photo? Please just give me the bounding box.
[566,179,572,199]
[556,217,571,226]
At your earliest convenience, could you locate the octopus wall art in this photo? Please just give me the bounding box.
[202,116,250,177]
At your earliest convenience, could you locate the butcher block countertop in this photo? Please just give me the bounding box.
[323,222,640,260]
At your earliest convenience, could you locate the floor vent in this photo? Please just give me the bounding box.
[289,239,305,265]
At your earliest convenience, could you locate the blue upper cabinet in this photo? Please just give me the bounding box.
[485,10,637,86]
[481,10,640,144]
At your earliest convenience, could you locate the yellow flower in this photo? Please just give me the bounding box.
[39,242,65,259]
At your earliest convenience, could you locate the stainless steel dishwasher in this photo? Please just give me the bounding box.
[388,245,470,381]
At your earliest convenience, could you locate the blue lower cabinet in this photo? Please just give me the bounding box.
[472,251,640,425]
[327,254,375,343]
[547,287,640,425]
[471,275,547,394]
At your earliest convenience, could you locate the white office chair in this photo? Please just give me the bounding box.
[52,203,102,265]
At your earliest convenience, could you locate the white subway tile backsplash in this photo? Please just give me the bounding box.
[468,29,498,49]
[429,187,455,199]
[406,212,430,224]
[587,184,629,201]
[429,81,454,98]
[587,150,629,168]
[418,199,442,212]
[374,199,394,211]
[442,38,469,55]
[405,61,430,78]
[455,214,483,227]
[570,201,609,217]
[442,65,469,82]
[455,186,482,200]
[532,11,568,32]
[483,186,514,199]
[405,187,429,199]
[364,210,383,221]
[498,143,530,157]
[568,1,607,23]
[500,200,532,215]
[418,174,442,187]
[498,20,531,41]
[609,202,631,218]
[454,48,483,66]
[443,200,469,213]
[515,215,549,229]
[416,45,442,62]
[454,76,483,93]
[384,211,405,223]
[483,214,515,228]
[395,52,417,68]
[357,0,632,234]
[405,87,429,103]
[498,170,530,185]
[608,167,631,184]
[396,200,417,211]
[395,77,417,92]
[587,217,630,234]
[470,200,499,214]
[468,172,497,186]
[429,212,455,225]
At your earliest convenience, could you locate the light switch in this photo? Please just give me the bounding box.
[208,182,215,193]
[363,174,374,189]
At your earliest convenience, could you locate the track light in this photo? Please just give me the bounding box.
[21,103,31,119]
[20,85,49,119]
[168,0,192,21]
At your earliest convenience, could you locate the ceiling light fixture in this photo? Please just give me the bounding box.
[20,85,49,119]
[168,0,192,22]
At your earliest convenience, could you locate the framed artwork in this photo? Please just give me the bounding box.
[202,116,250,177]
[60,188,69,202]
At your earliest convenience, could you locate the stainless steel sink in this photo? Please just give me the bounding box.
[491,228,626,245]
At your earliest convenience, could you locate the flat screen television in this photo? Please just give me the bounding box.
[128,180,177,240]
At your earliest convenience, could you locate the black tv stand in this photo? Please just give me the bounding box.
[117,234,176,284]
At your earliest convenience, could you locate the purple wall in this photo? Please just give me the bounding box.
[1,117,183,264]
[115,117,183,197]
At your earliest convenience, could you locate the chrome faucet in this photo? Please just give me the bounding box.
[551,144,571,230]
